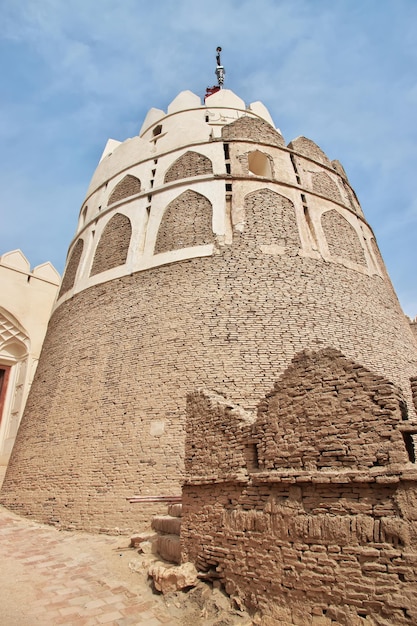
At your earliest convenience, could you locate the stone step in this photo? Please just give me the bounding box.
[151,515,181,536]
[156,533,181,565]
[167,503,182,518]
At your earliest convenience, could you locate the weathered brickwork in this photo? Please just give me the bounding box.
[58,239,83,297]
[254,349,409,471]
[411,377,417,413]
[221,116,286,147]
[90,213,132,276]
[107,174,141,205]
[243,189,300,250]
[154,190,213,254]
[312,171,343,204]
[322,209,367,266]
[411,321,417,345]
[182,351,417,624]
[3,228,417,531]
[164,151,213,183]
[2,91,417,537]
[288,136,331,166]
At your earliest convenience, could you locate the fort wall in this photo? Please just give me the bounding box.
[2,90,416,532]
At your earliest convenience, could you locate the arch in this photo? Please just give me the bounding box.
[108,175,141,206]
[221,117,285,147]
[0,308,29,357]
[58,239,84,297]
[155,190,213,254]
[321,210,366,266]
[243,188,300,249]
[164,151,213,184]
[90,214,132,276]
[312,172,343,203]
[248,150,273,178]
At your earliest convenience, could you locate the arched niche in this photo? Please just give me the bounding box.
[164,151,213,184]
[155,190,213,254]
[90,213,132,276]
[321,210,366,266]
[108,175,141,206]
[248,150,273,178]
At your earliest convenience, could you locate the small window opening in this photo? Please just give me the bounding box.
[27,275,31,283]
[225,183,232,192]
[82,206,88,224]
[248,150,272,178]
[223,143,230,160]
[205,115,209,122]
[403,432,416,463]
[226,163,231,174]
[147,194,152,203]
[301,193,307,204]
[146,206,151,216]
[152,169,156,177]
[153,124,162,137]
[150,180,154,188]
[154,159,158,165]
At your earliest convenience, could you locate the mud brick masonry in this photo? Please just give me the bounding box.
[1,87,417,621]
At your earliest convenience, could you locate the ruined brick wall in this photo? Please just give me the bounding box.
[182,352,417,625]
[164,151,213,183]
[58,239,83,297]
[108,174,141,205]
[90,213,132,276]
[154,190,214,254]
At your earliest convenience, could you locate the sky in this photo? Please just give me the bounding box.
[0,0,416,317]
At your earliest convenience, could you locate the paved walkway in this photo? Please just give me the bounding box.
[0,505,177,625]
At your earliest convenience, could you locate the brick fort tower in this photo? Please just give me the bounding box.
[2,85,417,532]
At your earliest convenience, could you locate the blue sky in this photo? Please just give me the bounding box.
[0,0,416,317]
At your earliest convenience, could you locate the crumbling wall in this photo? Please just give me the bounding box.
[182,349,417,625]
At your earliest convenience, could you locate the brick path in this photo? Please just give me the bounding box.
[0,505,177,625]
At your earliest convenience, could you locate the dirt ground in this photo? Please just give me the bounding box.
[0,504,252,625]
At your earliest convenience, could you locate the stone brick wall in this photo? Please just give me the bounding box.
[3,224,417,531]
[288,136,331,166]
[154,190,214,254]
[312,171,343,203]
[90,213,132,276]
[58,239,83,297]
[410,321,417,345]
[322,210,367,266]
[182,351,417,624]
[164,151,213,183]
[3,107,417,534]
[243,189,300,250]
[108,174,141,205]
[221,116,286,147]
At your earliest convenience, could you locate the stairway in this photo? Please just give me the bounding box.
[151,502,182,564]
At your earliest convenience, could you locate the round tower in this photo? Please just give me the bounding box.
[2,89,417,531]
